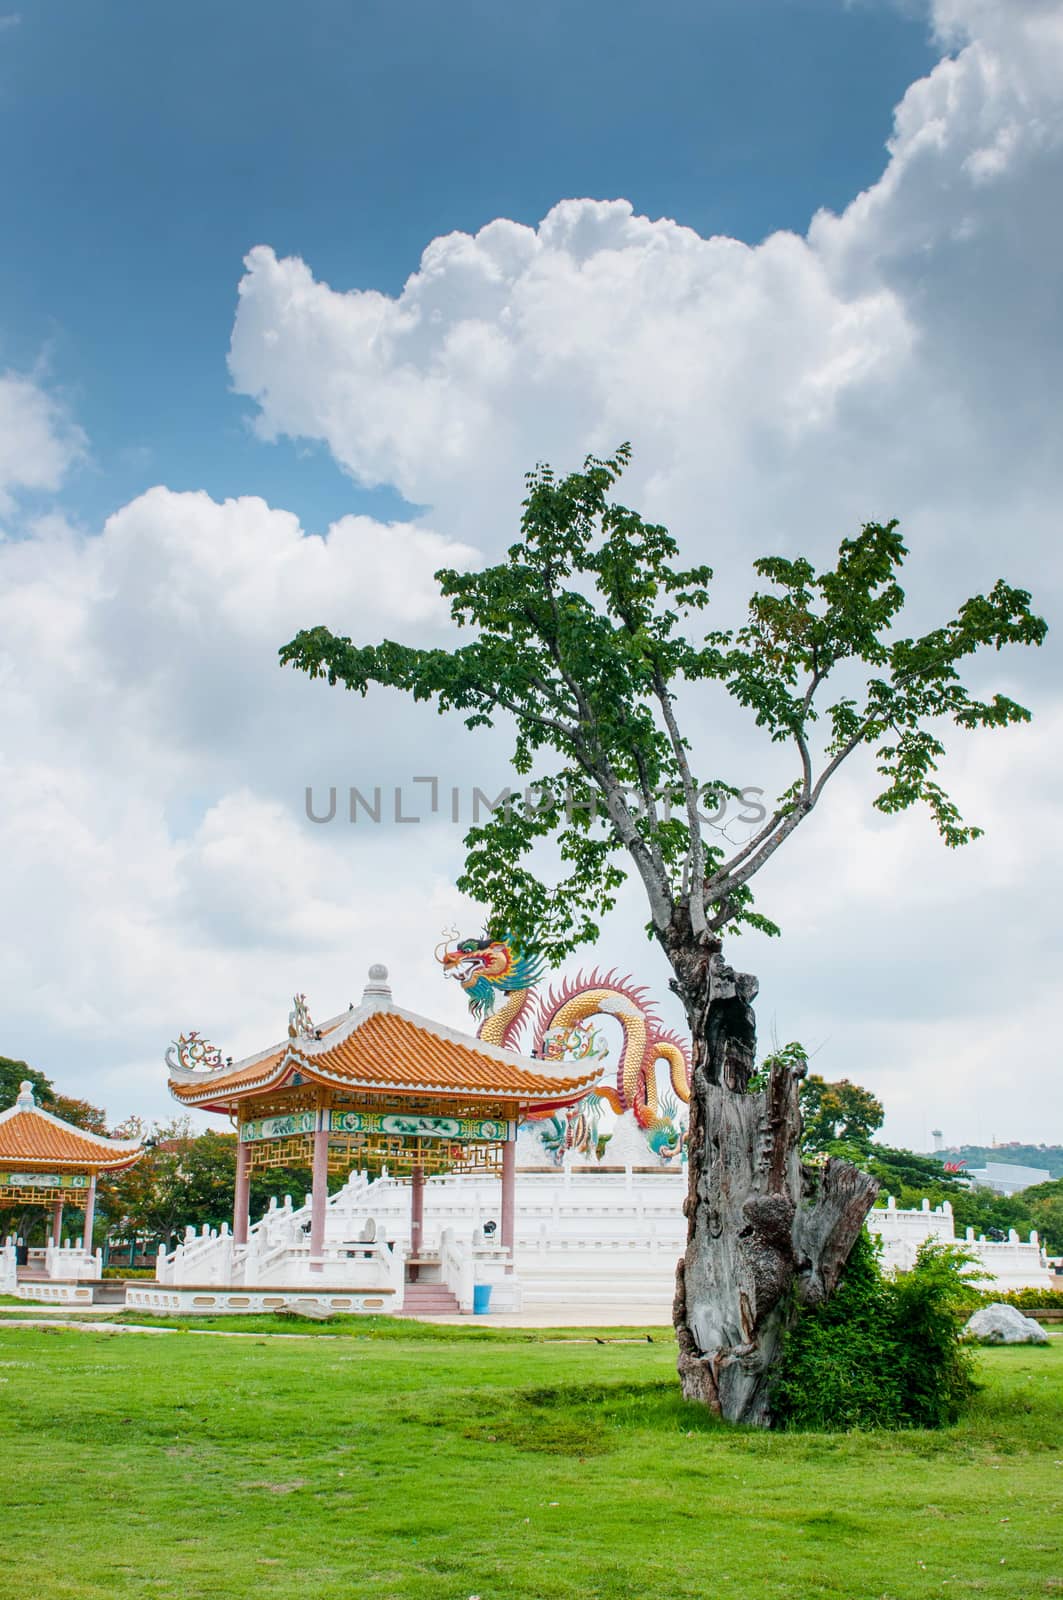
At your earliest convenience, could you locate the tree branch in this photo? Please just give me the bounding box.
[651,667,707,937]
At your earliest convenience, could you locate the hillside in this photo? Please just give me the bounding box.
[938,1144,1063,1179]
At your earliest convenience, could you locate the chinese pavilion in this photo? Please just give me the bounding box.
[0,1082,143,1254]
[165,964,600,1290]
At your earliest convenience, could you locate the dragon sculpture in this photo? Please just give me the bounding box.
[437,932,691,1162]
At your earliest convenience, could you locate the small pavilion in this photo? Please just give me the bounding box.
[166,964,600,1282]
[0,1082,143,1254]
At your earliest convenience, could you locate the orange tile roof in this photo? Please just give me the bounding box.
[306,1010,597,1097]
[169,1049,285,1100]
[0,1108,143,1171]
[169,1004,600,1109]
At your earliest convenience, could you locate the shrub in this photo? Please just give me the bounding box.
[772,1233,979,1430]
[978,1286,1063,1311]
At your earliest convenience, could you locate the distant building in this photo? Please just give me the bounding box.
[966,1161,1050,1196]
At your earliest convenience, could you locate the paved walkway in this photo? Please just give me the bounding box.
[429,1305,671,1327]
[0,1303,118,1318]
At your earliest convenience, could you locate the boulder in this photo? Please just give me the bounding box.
[963,1303,1048,1345]
[277,1299,335,1322]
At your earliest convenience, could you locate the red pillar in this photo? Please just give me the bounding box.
[501,1137,516,1257]
[51,1203,63,1247]
[409,1164,425,1280]
[81,1174,97,1255]
[233,1138,250,1245]
[309,1119,329,1271]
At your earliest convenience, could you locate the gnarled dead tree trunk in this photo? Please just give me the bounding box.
[673,952,878,1427]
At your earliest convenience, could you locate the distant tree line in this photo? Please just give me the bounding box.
[798,1068,1063,1253]
[940,1143,1063,1180]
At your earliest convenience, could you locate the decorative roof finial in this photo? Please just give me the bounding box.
[165,1033,224,1073]
[362,963,392,1008]
[15,1081,36,1110]
[289,993,316,1040]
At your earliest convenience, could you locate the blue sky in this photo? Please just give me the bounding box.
[2,0,936,534]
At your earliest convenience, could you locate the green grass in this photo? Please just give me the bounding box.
[0,1323,1059,1600]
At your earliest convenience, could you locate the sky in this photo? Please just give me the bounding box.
[0,0,1060,1150]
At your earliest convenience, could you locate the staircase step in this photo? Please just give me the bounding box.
[400,1284,461,1316]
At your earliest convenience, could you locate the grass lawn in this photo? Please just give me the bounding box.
[0,1320,1058,1600]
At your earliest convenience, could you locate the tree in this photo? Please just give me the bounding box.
[281,446,1045,1424]
[800,1074,884,1154]
[0,1055,51,1109]
[1023,1179,1063,1254]
[0,1054,109,1132]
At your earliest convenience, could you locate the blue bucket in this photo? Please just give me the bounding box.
[472,1283,492,1315]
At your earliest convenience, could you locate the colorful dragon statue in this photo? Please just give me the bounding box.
[437,932,691,1162]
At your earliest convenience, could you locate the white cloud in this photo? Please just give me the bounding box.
[0,371,85,516]
[2,0,1061,1149]
[229,0,1063,607]
[0,487,488,1122]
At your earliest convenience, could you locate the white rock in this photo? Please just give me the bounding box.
[963,1303,1048,1345]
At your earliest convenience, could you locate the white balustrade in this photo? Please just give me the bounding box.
[144,1162,1052,1310]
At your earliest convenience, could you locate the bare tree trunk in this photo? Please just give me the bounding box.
[672,951,878,1427]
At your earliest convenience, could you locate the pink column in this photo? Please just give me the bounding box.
[81,1174,97,1254]
[51,1203,63,1246]
[233,1138,250,1245]
[501,1137,516,1257]
[309,1118,329,1271]
[409,1164,425,1280]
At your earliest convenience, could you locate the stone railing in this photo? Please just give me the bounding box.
[154,1213,400,1293]
[43,1242,101,1281]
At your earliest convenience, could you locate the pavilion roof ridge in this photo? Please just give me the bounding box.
[165,1008,352,1086]
[319,998,598,1083]
[0,1091,142,1154]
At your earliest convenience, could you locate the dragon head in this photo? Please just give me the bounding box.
[437,931,545,1019]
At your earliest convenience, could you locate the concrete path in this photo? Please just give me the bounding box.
[0,1303,116,1318]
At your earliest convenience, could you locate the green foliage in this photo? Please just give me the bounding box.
[0,1056,109,1132]
[792,1088,1060,1254]
[976,1286,1063,1311]
[799,1072,884,1151]
[773,1234,979,1431]
[865,1142,964,1192]
[281,446,1045,964]
[943,1143,1063,1179]
[0,1055,51,1108]
[864,1152,1061,1252]
[1023,1179,1063,1254]
[748,1040,808,1093]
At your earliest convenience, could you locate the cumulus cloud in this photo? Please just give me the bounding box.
[230,0,1063,608]
[0,371,86,516]
[3,0,1060,1145]
[0,487,487,1120]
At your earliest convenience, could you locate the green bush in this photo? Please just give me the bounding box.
[772,1233,978,1430]
[978,1286,1063,1311]
[101,1267,157,1280]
